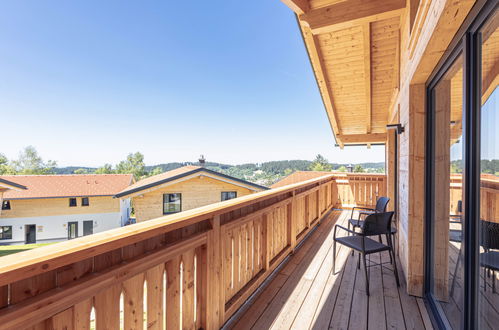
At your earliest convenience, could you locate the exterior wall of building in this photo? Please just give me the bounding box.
[392,0,476,295]
[0,212,122,245]
[0,196,129,245]
[0,196,120,218]
[133,176,256,222]
[120,198,131,226]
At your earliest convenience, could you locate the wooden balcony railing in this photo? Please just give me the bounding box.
[333,173,386,208]
[0,173,386,330]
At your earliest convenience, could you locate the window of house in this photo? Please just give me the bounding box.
[81,197,89,206]
[0,226,12,240]
[2,200,11,210]
[163,193,181,214]
[69,198,77,207]
[221,191,237,201]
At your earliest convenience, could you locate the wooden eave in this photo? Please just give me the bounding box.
[284,0,404,147]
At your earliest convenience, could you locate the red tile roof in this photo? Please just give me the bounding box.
[271,171,332,188]
[0,174,134,199]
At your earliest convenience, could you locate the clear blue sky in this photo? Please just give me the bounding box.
[0,0,385,167]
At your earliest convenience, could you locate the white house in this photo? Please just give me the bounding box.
[0,174,133,245]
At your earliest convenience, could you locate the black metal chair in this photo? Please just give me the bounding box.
[333,211,400,296]
[480,220,499,293]
[348,197,397,262]
[348,196,390,232]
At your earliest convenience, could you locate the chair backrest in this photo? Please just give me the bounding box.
[375,197,390,213]
[481,220,499,250]
[362,211,394,236]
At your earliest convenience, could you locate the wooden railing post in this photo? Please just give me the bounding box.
[288,194,297,252]
[316,184,321,223]
[205,215,223,329]
[262,213,271,271]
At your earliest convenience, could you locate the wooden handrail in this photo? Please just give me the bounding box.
[0,174,334,285]
[0,172,386,329]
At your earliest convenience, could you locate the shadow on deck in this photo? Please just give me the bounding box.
[225,210,433,330]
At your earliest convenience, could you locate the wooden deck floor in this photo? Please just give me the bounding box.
[226,210,433,330]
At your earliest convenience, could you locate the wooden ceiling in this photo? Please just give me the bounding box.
[282,0,404,147]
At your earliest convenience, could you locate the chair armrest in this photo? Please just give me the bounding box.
[334,224,360,237]
[353,206,376,211]
[359,211,374,218]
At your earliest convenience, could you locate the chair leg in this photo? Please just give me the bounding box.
[357,252,361,269]
[391,248,400,287]
[450,248,462,296]
[386,234,393,264]
[333,240,336,275]
[484,267,487,292]
[362,253,370,296]
[493,271,496,294]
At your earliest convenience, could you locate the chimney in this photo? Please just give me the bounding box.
[199,155,206,167]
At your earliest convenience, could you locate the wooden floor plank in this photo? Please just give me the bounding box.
[250,212,341,329]
[328,253,358,329]
[367,252,386,330]
[226,210,429,330]
[380,248,406,330]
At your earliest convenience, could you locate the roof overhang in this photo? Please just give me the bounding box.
[0,178,27,192]
[283,0,405,147]
[115,168,269,199]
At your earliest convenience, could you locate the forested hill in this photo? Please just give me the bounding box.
[52,160,385,186]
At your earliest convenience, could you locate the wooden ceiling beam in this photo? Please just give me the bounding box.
[300,0,405,35]
[363,22,372,134]
[336,133,387,144]
[280,0,309,15]
[298,20,342,138]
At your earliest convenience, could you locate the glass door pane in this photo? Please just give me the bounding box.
[431,53,464,329]
[479,9,499,329]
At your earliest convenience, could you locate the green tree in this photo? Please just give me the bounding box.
[337,165,347,172]
[116,152,146,179]
[0,154,16,174]
[353,164,365,173]
[73,168,89,174]
[95,164,114,174]
[283,168,294,176]
[11,146,57,174]
[309,154,332,171]
[147,167,163,177]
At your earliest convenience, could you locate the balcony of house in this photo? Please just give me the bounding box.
[0,173,426,329]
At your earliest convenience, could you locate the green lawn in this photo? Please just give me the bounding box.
[0,243,55,257]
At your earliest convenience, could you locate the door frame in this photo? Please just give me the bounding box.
[24,224,36,244]
[424,2,498,328]
[67,221,78,240]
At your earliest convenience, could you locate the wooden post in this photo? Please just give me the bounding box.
[386,130,397,212]
[205,215,223,329]
[262,213,271,271]
[288,197,297,252]
[316,186,321,223]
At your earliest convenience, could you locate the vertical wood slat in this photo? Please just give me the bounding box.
[182,250,196,330]
[146,264,165,330]
[166,256,181,330]
[123,273,145,330]
[74,299,92,330]
[94,284,121,329]
[49,307,74,330]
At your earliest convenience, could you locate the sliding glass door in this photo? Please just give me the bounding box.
[426,3,498,329]
[478,10,498,330]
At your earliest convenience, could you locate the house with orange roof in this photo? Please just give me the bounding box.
[115,165,268,222]
[0,174,133,244]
